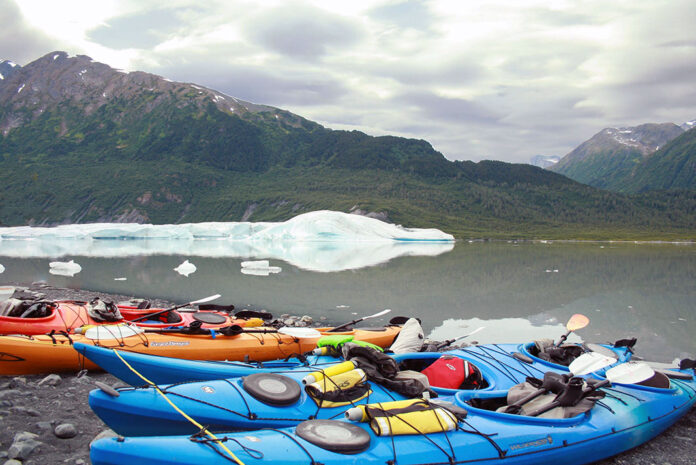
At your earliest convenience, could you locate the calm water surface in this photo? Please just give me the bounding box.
[1,241,693,362]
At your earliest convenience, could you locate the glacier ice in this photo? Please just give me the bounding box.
[0,210,455,272]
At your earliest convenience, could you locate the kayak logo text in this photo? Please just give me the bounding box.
[509,435,553,451]
[150,341,191,347]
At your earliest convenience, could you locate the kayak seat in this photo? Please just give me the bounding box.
[242,373,301,406]
[529,340,584,366]
[3,301,54,319]
[295,419,370,454]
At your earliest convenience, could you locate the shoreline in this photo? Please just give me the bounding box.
[0,282,694,464]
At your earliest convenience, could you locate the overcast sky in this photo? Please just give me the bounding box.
[1,0,695,163]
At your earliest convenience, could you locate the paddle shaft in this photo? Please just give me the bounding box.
[130,295,221,323]
[327,309,391,332]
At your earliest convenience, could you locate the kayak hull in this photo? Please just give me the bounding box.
[87,344,631,436]
[90,370,696,465]
[0,301,246,335]
[76,341,632,387]
[0,325,401,375]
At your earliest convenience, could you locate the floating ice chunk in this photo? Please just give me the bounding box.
[174,259,196,277]
[49,259,82,276]
[241,266,281,277]
[241,260,270,269]
[114,277,127,281]
[0,263,4,274]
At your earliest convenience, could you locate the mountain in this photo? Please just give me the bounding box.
[549,123,685,190]
[616,127,696,193]
[1,51,695,239]
[0,60,20,81]
[529,155,560,169]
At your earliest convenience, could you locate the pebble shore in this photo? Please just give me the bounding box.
[0,282,694,465]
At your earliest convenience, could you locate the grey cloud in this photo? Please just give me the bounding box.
[365,59,480,86]
[151,57,348,107]
[88,8,191,50]
[0,0,58,64]
[393,90,502,124]
[244,5,363,60]
[368,0,433,30]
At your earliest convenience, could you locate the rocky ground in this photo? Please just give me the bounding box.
[0,282,694,465]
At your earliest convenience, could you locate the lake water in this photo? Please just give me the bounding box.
[0,241,694,363]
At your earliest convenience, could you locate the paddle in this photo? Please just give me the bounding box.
[0,286,16,301]
[144,323,320,338]
[436,327,486,350]
[555,313,590,347]
[503,351,617,414]
[526,362,655,417]
[327,309,392,333]
[129,294,222,322]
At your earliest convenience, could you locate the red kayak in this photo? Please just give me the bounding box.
[0,300,256,336]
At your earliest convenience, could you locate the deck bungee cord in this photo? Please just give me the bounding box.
[112,348,247,465]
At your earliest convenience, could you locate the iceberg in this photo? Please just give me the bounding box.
[0,211,453,242]
[0,211,455,272]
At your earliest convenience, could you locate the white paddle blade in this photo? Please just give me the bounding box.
[84,324,144,340]
[278,327,322,338]
[605,362,655,385]
[0,286,15,301]
[366,309,391,320]
[189,294,221,305]
[569,352,617,376]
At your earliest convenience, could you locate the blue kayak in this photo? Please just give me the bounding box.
[88,344,630,436]
[90,365,696,465]
[74,340,632,386]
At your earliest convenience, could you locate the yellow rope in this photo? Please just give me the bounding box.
[112,349,246,465]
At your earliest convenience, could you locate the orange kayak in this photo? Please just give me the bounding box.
[0,325,402,375]
[0,301,251,336]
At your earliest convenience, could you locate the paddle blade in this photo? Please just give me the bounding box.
[366,309,391,320]
[605,362,655,385]
[189,294,222,305]
[568,352,617,376]
[278,327,322,338]
[566,313,590,332]
[0,286,15,300]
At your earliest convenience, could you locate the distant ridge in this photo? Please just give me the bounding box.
[0,51,695,239]
[549,123,686,191]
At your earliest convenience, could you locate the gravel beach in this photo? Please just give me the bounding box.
[1,282,694,465]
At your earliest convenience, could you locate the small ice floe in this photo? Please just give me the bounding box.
[114,277,127,281]
[240,267,282,277]
[0,263,4,274]
[174,259,196,277]
[240,259,281,276]
[336,305,350,309]
[49,260,82,277]
[241,260,270,269]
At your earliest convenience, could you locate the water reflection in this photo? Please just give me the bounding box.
[0,239,454,272]
[0,241,693,362]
